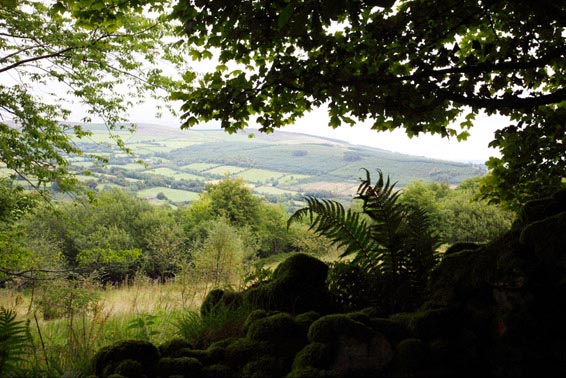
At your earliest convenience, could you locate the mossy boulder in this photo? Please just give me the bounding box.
[224,337,268,369]
[388,338,430,376]
[158,338,193,358]
[292,342,334,370]
[308,314,373,344]
[201,364,234,378]
[243,254,336,314]
[93,340,160,378]
[247,313,303,344]
[114,359,143,378]
[390,308,461,341]
[156,357,203,378]
[286,366,340,378]
[201,289,244,317]
[307,314,393,374]
[242,356,286,378]
[294,311,321,333]
[242,309,268,334]
[520,212,566,286]
[444,242,480,255]
[367,317,411,345]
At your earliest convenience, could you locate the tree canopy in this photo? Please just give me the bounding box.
[0,0,184,191]
[171,0,566,209]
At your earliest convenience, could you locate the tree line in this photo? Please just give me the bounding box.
[0,173,512,287]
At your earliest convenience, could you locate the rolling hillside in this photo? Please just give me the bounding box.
[65,123,487,207]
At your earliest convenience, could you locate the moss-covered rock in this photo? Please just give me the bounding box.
[390,308,461,340]
[114,359,143,378]
[242,309,268,334]
[156,357,203,378]
[308,314,373,344]
[367,317,411,345]
[93,340,160,378]
[294,311,321,333]
[389,338,430,375]
[247,313,303,344]
[520,212,566,286]
[224,338,268,369]
[286,366,340,377]
[306,313,393,375]
[242,356,286,378]
[243,254,336,314]
[201,364,234,378]
[201,289,244,317]
[444,242,481,255]
[292,342,334,370]
[158,338,193,358]
[175,348,215,365]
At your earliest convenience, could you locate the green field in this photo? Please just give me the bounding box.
[254,185,298,196]
[181,163,219,171]
[145,167,204,181]
[235,168,286,183]
[206,165,248,176]
[277,173,312,186]
[137,187,200,202]
[56,125,487,207]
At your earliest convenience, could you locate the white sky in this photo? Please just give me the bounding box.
[125,100,505,164]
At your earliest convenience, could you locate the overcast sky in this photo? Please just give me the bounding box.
[124,100,505,164]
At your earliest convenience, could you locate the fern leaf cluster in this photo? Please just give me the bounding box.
[289,168,442,313]
[0,307,31,378]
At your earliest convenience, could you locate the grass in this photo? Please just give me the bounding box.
[1,273,211,376]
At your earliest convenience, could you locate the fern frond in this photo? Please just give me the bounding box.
[0,307,31,377]
[289,197,378,258]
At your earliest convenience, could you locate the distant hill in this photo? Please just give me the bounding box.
[65,123,487,207]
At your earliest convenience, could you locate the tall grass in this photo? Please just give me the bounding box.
[0,268,212,377]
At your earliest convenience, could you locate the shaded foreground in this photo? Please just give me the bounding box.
[91,190,566,377]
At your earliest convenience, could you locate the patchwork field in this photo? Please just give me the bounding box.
[58,123,487,207]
